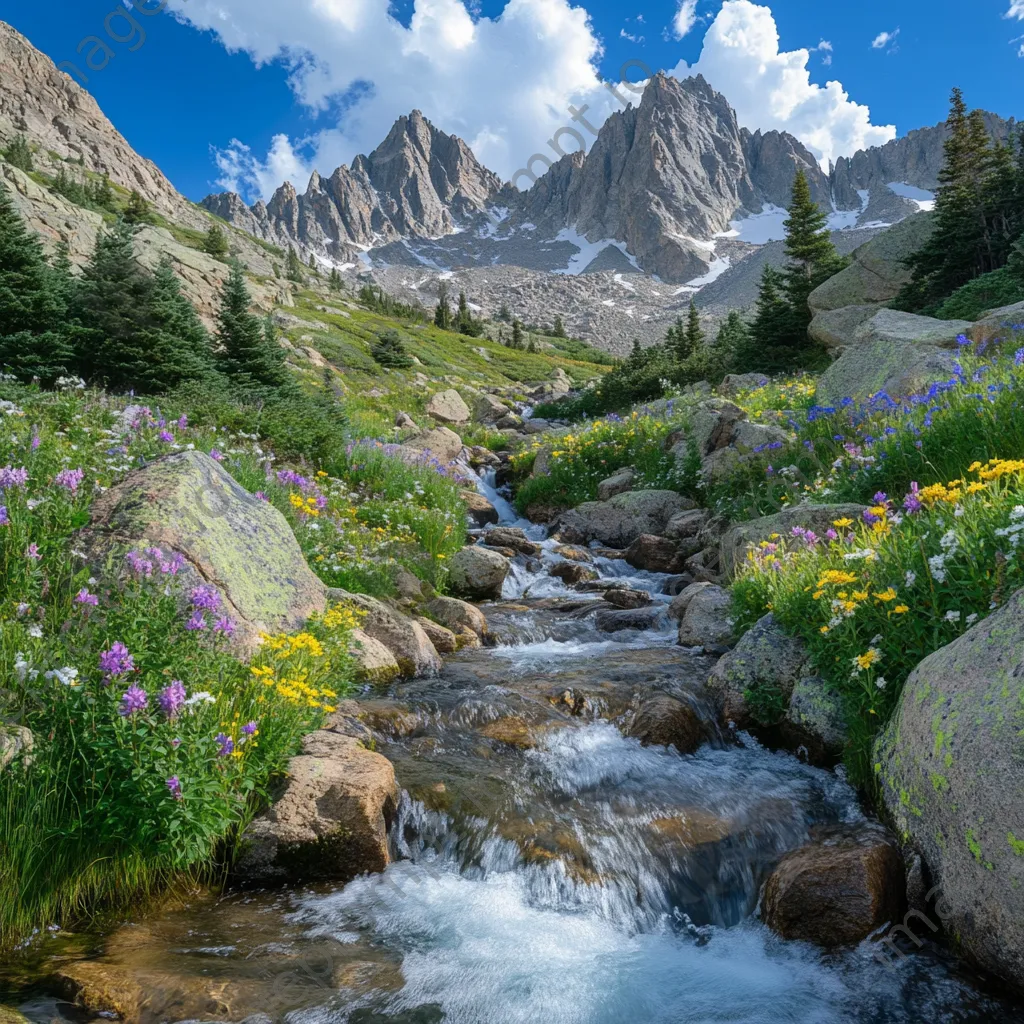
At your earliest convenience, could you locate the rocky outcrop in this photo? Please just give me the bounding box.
[426,389,471,425]
[461,490,499,527]
[474,393,511,424]
[816,308,972,405]
[876,591,1024,989]
[82,452,327,654]
[235,729,398,884]
[0,725,32,771]
[554,490,694,548]
[719,503,868,578]
[761,823,905,947]
[448,546,510,600]
[808,213,935,314]
[330,589,442,678]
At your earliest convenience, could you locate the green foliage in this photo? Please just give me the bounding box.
[667,302,705,362]
[1,134,33,172]
[454,290,483,337]
[371,327,414,368]
[497,302,512,323]
[510,318,525,350]
[358,283,423,320]
[0,183,73,385]
[934,265,1024,320]
[434,282,453,331]
[215,261,291,394]
[122,189,153,226]
[50,167,118,214]
[329,267,342,291]
[512,409,701,514]
[551,314,567,338]
[285,246,305,284]
[202,223,230,258]
[896,91,1024,311]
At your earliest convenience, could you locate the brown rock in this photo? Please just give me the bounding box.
[602,588,653,609]
[761,824,905,947]
[624,534,688,574]
[424,595,488,638]
[416,616,459,654]
[461,489,500,527]
[626,692,708,754]
[549,561,598,585]
[555,544,593,563]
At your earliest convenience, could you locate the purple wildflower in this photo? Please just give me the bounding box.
[158,680,187,719]
[825,528,838,541]
[254,491,268,502]
[171,737,182,749]
[177,415,188,430]
[118,684,148,717]
[242,720,259,736]
[54,468,85,495]
[0,507,8,527]
[215,733,234,757]
[25,543,40,561]
[0,466,29,491]
[166,775,182,801]
[99,641,134,680]
[126,550,155,577]
[158,430,174,443]
[903,482,923,515]
[185,611,207,631]
[31,431,41,451]
[209,448,224,462]
[160,552,185,575]
[862,509,880,526]
[1014,347,1024,368]
[213,616,235,636]
[190,585,221,611]
[872,492,889,505]
[75,588,99,606]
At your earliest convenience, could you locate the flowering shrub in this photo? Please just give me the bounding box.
[512,407,702,513]
[732,458,1024,783]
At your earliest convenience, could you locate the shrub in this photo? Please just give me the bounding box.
[933,266,1024,321]
[371,328,414,369]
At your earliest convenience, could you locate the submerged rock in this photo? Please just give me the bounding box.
[875,590,1024,990]
[626,692,708,754]
[235,730,398,885]
[595,606,663,632]
[82,451,327,654]
[761,823,905,947]
[549,560,598,585]
[602,587,653,609]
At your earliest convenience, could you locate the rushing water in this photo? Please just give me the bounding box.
[5,472,1022,1024]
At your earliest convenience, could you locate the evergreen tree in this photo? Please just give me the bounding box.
[93,176,118,214]
[0,182,73,384]
[285,246,305,284]
[203,224,230,257]
[371,328,413,368]
[454,290,483,336]
[52,166,88,207]
[527,338,538,354]
[307,254,320,277]
[715,310,750,370]
[328,267,342,291]
[121,191,151,227]
[497,302,512,323]
[70,220,156,388]
[552,314,567,338]
[2,135,33,172]
[434,282,453,331]
[678,300,705,361]
[510,318,525,350]
[215,260,290,392]
[748,265,795,372]
[139,255,215,391]
[1008,232,1024,286]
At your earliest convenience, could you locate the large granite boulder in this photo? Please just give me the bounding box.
[235,730,398,884]
[719,503,868,578]
[677,584,733,650]
[817,309,971,405]
[876,591,1024,989]
[330,589,441,677]
[425,389,471,425]
[555,491,694,548]
[474,393,511,424]
[808,304,880,352]
[761,823,905,947]
[597,467,635,501]
[807,213,934,314]
[448,545,510,600]
[349,629,401,684]
[82,451,326,654]
[401,426,465,466]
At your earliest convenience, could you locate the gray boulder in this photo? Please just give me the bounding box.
[717,372,768,397]
[555,490,694,548]
[449,545,510,600]
[808,304,880,352]
[401,426,465,466]
[424,595,488,638]
[785,675,848,761]
[595,606,663,632]
[719,503,867,578]
[677,584,733,649]
[0,726,32,771]
[425,389,471,424]
[597,467,635,501]
[876,591,1024,989]
[475,393,511,424]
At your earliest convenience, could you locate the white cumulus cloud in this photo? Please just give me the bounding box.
[871,28,899,49]
[673,0,700,39]
[1008,0,1024,18]
[671,1,895,168]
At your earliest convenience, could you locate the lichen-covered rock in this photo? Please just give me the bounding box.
[717,372,768,397]
[626,692,708,754]
[349,629,401,684]
[235,730,398,884]
[784,675,848,761]
[331,589,441,678]
[602,587,653,610]
[555,544,593,563]
[719,503,867,578]
[82,451,326,654]
[0,726,32,771]
[448,546,510,600]
[597,467,635,501]
[808,304,880,352]
[677,584,733,649]
[668,581,716,621]
[425,389,471,424]
[761,823,905,947]
[424,595,488,638]
[664,508,710,541]
[875,592,1024,989]
[555,490,694,548]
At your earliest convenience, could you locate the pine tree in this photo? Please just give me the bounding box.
[70,220,156,388]
[215,260,290,392]
[307,254,320,277]
[0,182,73,384]
[371,328,413,368]
[203,224,230,257]
[122,189,151,224]
[749,265,795,372]
[285,246,305,284]
[2,135,33,172]
[139,256,215,391]
[781,170,845,337]
[434,282,453,331]
[497,302,512,323]
[527,338,538,354]
[552,314,567,338]
[715,310,750,370]
[510,318,524,350]
[1008,232,1024,286]
[679,300,705,361]
[328,268,342,291]
[93,176,118,214]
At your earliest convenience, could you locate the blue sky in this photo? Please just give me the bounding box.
[5,1,1023,202]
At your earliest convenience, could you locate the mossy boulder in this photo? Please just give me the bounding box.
[875,590,1024,991]
[82,451,326,654]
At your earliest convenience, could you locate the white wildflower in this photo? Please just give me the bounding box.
[944,610,961,623]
